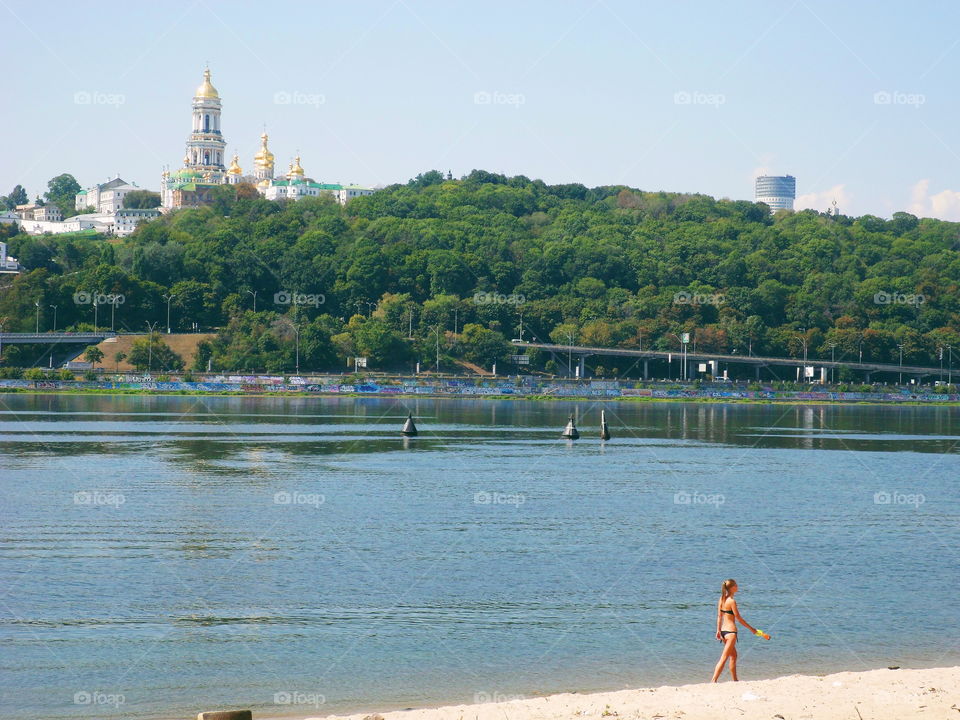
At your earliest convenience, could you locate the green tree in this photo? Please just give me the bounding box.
[123,190,161,209]
[114,351,127,371]
[44,174,81,216]
[3,184,28,209]
[83,345,104,367]
[459,324,510,366]
[128,334,184,371]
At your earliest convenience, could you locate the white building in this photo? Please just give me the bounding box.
[0,241,21,273]
[33,204,63,222]
[337,185,375,203]
[19,209,159,237]
[76,177,147,213]
[0,211,19,226]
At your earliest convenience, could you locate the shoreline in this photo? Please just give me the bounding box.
[264,666,958,720]
[1,386,959,406]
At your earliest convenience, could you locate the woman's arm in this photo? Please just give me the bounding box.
[715,600,722,640]
[731,599,759,634]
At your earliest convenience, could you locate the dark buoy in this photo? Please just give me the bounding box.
[561,414,579,439]
[600,409,611,441]
[401,412,418,436]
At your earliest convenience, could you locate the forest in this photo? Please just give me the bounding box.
[1,169,957,376]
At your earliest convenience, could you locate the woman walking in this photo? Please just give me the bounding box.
[711,578,770,682]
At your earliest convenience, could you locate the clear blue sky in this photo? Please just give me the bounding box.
[4,0,960,219]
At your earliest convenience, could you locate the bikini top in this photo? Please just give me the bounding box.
[721,609,734,615]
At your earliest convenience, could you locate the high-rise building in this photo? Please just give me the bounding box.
[754,175,796,212]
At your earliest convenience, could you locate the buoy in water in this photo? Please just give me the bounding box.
[600,409,611,441]
[401,413,418,436]
[561,415,579,439]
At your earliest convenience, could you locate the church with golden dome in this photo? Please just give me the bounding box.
[161,69,374,210]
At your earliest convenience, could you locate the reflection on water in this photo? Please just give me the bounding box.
[0,394,957,720]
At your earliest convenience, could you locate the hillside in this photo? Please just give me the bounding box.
[0,170,957,374]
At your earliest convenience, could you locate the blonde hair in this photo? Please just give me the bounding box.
[720,578,737,603]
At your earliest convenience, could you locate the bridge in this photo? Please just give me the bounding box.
[0,332,118,346]
[510,341,951,384]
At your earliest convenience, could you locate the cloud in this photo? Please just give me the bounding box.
[795,184,850,214]
[906,179,960,220]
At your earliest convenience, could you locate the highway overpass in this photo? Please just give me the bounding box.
[510,341,951,384]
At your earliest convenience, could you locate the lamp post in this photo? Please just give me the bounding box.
[293,324,300,375]
[49,305,58,333]
[35,301,40,333]
[93,294,99,335]
[247,290,257,313]
[433,325,442,373]
[162,294,176,334]
[897,344,905,385]
[566,331,575,377]
[670,333,689,380]
[948,345,953,386]
[145,321,159,372]
[794,335,808,381]
[827,342,836,384]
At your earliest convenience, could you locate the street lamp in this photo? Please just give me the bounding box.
[433,325,442,373]
[49,305,58,333]
[793,335,808,381]
[247,290,257,313]
[897,344,905,385]
[566,331,575,377]
[670,333,689,380]
[827,342,836,384]
[35,301,40,333]
[293,324,301,375]
[145,321,159,372]
[162,294,176,334]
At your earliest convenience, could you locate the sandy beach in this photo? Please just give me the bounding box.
[291,667,959,720]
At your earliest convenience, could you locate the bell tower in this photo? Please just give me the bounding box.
[184,68,226,172]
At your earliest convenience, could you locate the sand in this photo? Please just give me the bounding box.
[291,667,959,720]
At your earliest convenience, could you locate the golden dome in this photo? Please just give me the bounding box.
[288,155,305,178]
[227,153,243,175]
[182,152,190,166]
[194,68,219,99]
[254,132,274,168]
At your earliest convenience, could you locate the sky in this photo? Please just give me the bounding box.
[3,0,960,219]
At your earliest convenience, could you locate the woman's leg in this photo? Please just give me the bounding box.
[729,642,738,681]
[711,636,736,682]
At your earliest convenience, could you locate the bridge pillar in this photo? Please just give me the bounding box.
[755,365,761,380]
[864,372,871,383]
[643,360,649,381]
[578,355,586,379]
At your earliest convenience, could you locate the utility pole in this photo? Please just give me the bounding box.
[828,342,836,384]
[897,344,904,385]
[145,321,159,372]
[294,324,300,375]
[247,290,257,313]
[163,294,176,334]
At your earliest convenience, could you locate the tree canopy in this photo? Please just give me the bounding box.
[0,170,958,374]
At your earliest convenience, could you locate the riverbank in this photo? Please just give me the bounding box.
[1,377,958,404]
[281,667,957,720]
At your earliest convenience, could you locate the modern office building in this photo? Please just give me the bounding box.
[754,175,796,212]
